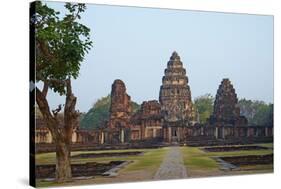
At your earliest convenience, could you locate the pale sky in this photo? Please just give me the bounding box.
[41,1,274,112]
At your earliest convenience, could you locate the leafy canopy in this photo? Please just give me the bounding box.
[33,1,93,94]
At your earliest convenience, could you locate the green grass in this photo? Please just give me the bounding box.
[180,143,273,176]
[36,143,273,186]
[258,143,274,148]
[181,147,219,170]
[36,147,168,187]
[205,149,273,157]
[124,147,168,172]
[36,148,156,165]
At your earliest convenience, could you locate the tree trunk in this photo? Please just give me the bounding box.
[36,85,75,183]
[56,141,72,182]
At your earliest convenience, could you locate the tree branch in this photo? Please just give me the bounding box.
[36,39,56,66]
[52,104,62,117]
[42,81,49,97]
[36,87,62,141]
[66,78,72,96]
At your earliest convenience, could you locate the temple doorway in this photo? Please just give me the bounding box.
[171,127,178,142]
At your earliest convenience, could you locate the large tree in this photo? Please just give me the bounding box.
[31,2,92,182]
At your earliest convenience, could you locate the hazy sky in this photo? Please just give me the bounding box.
[42,1,274,113]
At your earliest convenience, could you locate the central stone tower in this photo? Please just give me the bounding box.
[159,51,193,122]
[159,51,194,143]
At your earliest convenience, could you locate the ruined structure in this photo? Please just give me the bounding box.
[208,78,248,126]
[104,79,132,144]
[108,79,132,129]
[35,114,79,144]
[159,51,195,143]
[159,51,193,121]
[131,100,163,141]
[35,53,273,149]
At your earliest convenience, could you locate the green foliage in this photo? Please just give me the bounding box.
[32,1,93,95]
[194,94,214,123]
[131,101,140,113]
[80,95,140,129]
[238,99,273,126]
[80,95,111,130]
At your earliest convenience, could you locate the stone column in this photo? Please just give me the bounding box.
[177,127,180,142]
[120,129,124,143]
[215,127,218,139]
[153,128,156,138]
[222,127,225,139]
[101,131,104,144]
[265,127,268,137]
[201,127,204,136]
[168,127,172,143]
[141,122,145,140]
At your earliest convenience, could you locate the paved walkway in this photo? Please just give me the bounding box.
[154,146,187,180]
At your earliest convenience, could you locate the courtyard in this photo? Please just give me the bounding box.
[36,143,273,187]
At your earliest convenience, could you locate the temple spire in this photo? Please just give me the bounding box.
[208,78,248,126]
[159,52,193,122]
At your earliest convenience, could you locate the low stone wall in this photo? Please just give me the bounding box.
[36,141,166,153]
[36,161,124,179]
[35,125,273,152]
[184,136,273,147]
[185,125,273,139]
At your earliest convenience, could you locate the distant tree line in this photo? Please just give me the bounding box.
[238,98,273,126]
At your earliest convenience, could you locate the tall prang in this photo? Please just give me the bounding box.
[108,79,132,129]
[208,78,247,126]
[159,51,193,122]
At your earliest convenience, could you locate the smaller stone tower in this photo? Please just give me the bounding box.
[108,79,132,129]
[208,78,247,126]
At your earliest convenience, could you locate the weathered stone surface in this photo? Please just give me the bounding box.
[131,100,162,122]
[208,78,247,126]
[108,79,132,129]
[159,51,194,122]
[131,100,163,140]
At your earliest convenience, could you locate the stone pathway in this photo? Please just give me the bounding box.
[154,146,187,180]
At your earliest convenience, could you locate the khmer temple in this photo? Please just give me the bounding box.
[208,78,248,127]
[130,100,163,141]
[104,79,132,143]
[159,51,193,122]
[159,51,196,143]
[35,52,273,149]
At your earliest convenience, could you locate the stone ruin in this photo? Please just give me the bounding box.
[131,100,163,140]
[159,51,194,123]
[104,79,132,144]
[108,79,132,129]
[35,52,273,148]
[208,78,248,126]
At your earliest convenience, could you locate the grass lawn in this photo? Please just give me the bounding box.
[180,143,273,178]
[36,143,273,187]
[36,147,169,187]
